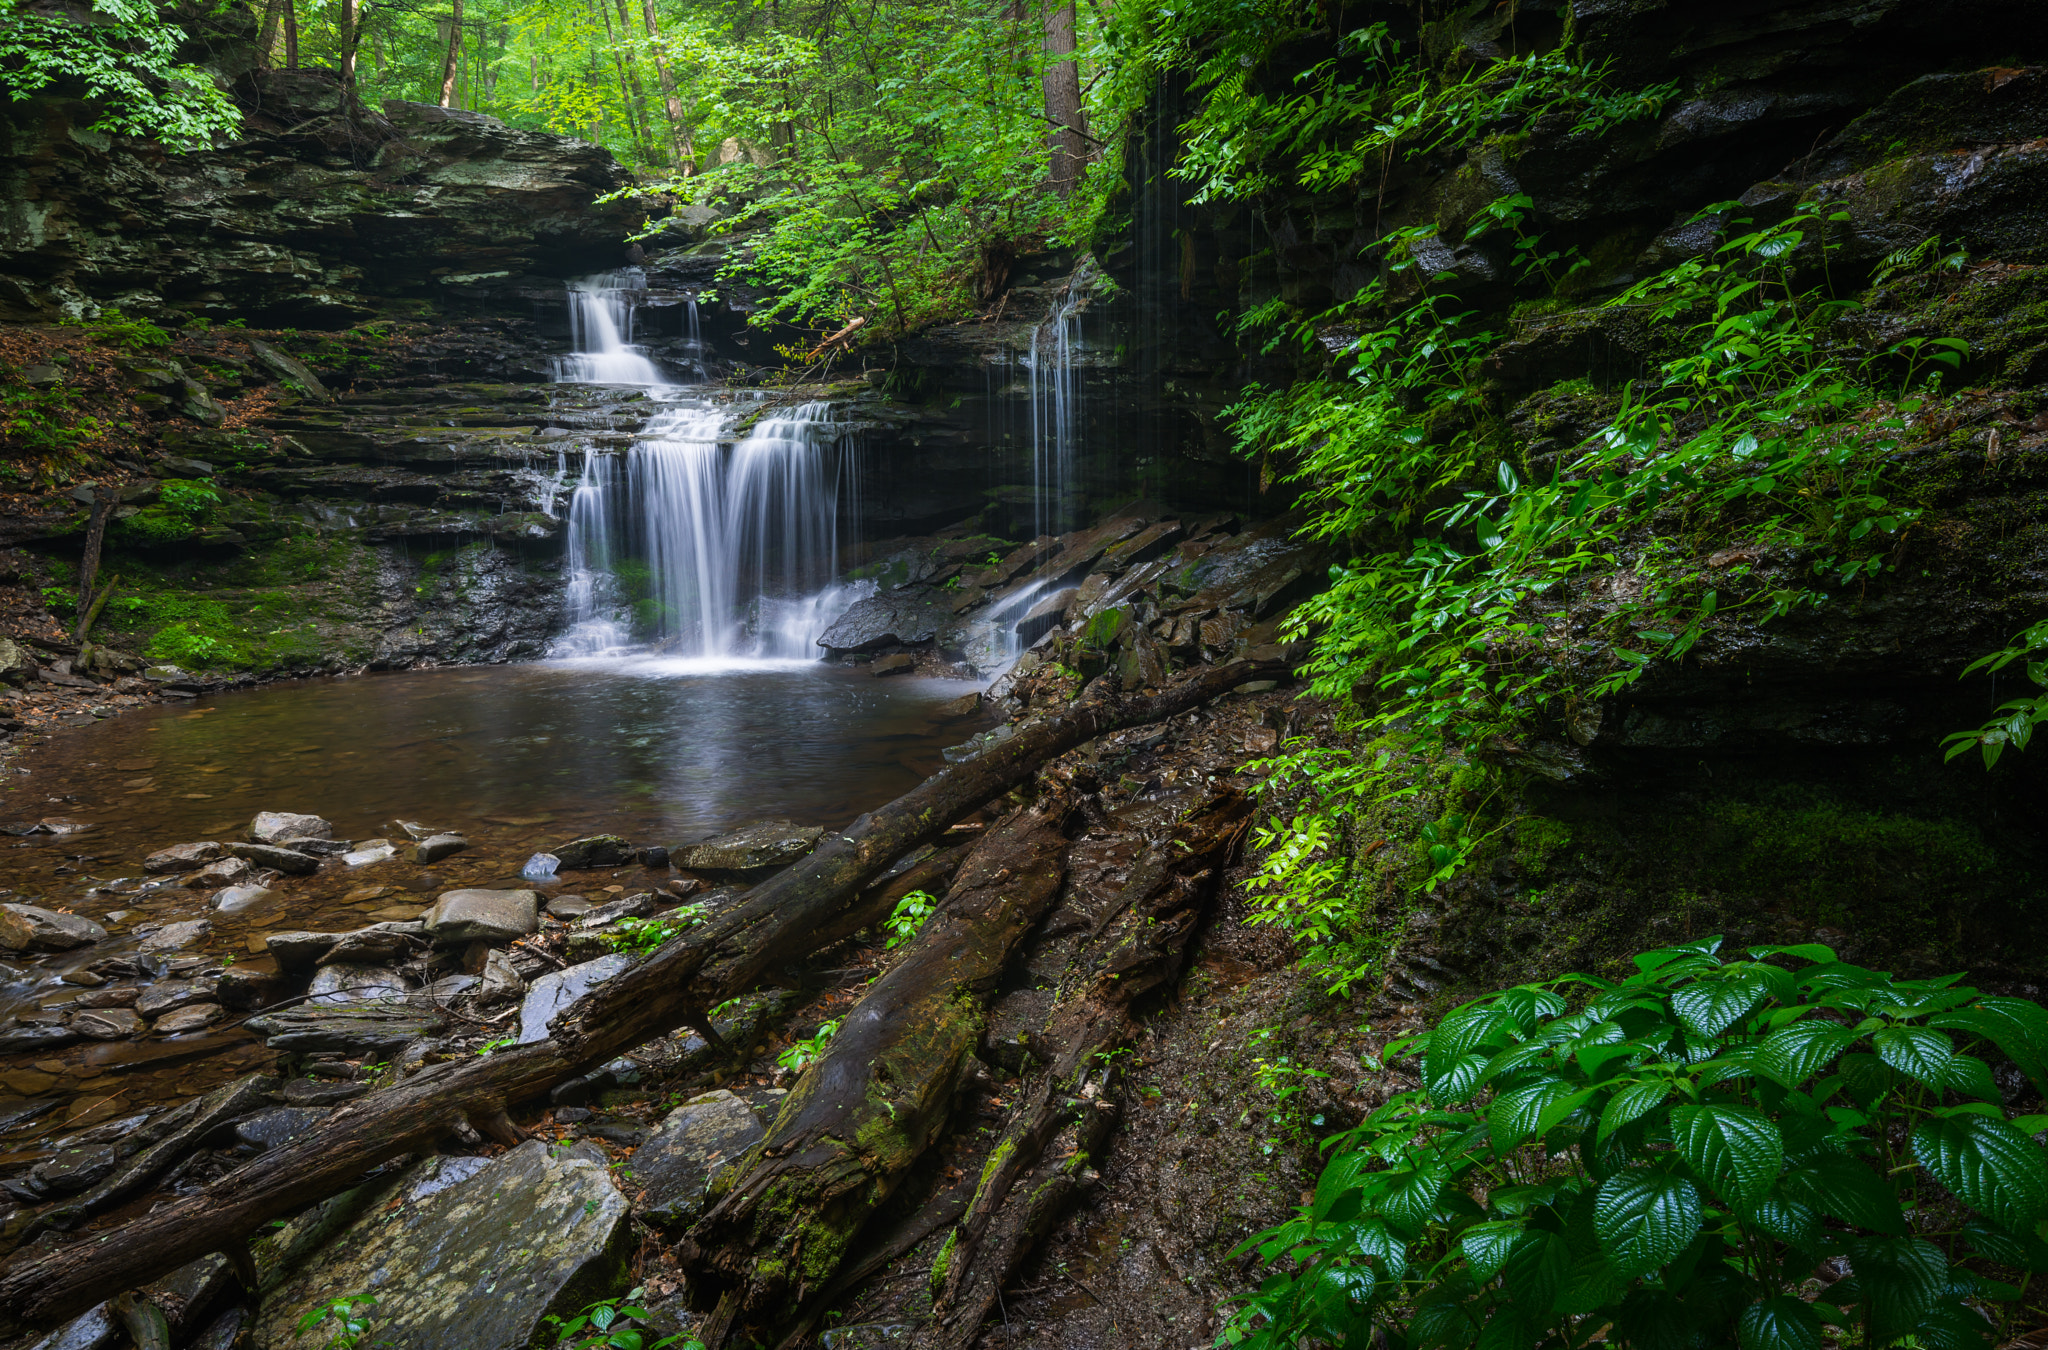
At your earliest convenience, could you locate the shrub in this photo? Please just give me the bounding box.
[1225,937,2048,1349]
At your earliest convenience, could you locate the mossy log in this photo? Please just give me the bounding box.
[928,788,1253,1348]
[680,796,1076,1344]
[0,657,1283,1332]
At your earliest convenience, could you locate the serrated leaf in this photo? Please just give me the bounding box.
[1599,1079,1668,1142]
[1843,1235,1947,1342]
[1737,1196,1820,1252]
[1911,1113,2048,1232]
[1488,1078,1576,1151]
[1780,1152,1904,1234]
[1460,1220,1528,1281]
[1941,1053,2001,1102]
[1738,1296,1822,1350]
[1555,1250,1629,1315]
[1593,1169,1701,1278]
[1425,1051,1488,1104]
[1873,1025,1955,1087]
[1756,1020,1861,1086]
[1494,984,1567,1026]
[1932,1000,2048,1092]
[1500,1230,1568,1311]
[1673,973,1770,1038]
[1671,1104,1783,1203]
[1313,1150,1375,1222]
[1379,1158,1445,1233]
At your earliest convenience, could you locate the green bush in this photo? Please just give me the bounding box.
[81,308,171,350]
[1226,937,2048,1349]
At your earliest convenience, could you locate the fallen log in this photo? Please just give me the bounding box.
[680,795,1076,1344]
[928,788,1253,1348]
[0,657,1283,1331]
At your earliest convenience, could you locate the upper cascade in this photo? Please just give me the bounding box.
[552,270,668,387]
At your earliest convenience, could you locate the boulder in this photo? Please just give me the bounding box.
[632,1090,767,1227]
[72,1007,143,1039]
[816,589,952,652]
[255,1139,631,1350]
[672,821,822,876]
[0,904,106,951]
[869,653,916,676]
[143,841,223,874]
[479,949,525,1004]
[519,954,634,1044]
[249,811,332,844]
[412,833,468,864]
[226,842,319,875]
[549,834,631,869]
[306,964,414,1006]
[423,889,538,944]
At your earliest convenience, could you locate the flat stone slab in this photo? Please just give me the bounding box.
[423,889,537,944]
[250,811,332,844]
[633,1090,765,1227]
[519,954,633,1044]
[226,842,319,876]
[307,964,415,1006]
[412,834,468,864]
[255,1139,630,1350]
[672,821,822,875]
[144,841,222,874]
[244,1004,445,1057]
[550,835,630,869]
[0,904,106,951]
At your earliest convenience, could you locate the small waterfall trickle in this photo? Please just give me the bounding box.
[557,452,630,655]
[552,270,667,386]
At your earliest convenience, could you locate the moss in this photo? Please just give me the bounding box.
[1512,816,1573,877]
[927,1229,957,1297]
[1080,607,1126,649]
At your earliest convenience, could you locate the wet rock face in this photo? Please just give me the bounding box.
[633,1090,766,1228]
[0,904,105,951]
[0,67,643,325]
[255,1140,631,1350]
[519,953,634,1043]
[672,822,823,876]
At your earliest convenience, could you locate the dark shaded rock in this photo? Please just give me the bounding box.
[0,1022,80,1052]
[72,1008,143,1039]
[153,1003,224,1034]
[306,963,415,1005]
[423,889,538,943]
[243,1004,445,1057]
[143,841,223,874]
[261,930,341,972]
[574,894,656,929]
[0,903,106,951]
[869,653,916,676]
[672,821,822,876]
[137,919,211,952]
[135,979,215,1019]
[282,1078,369,1106]
[519,954,634,1044]
[234,1106,329,1151]
[225,842,319,876]
[550,835,631,869]
[632,1090,766,1227]
[30,1145,116,1197]
[412,833,469,864]
[817,589,951,652]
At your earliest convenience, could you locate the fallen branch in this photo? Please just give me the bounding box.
[0,658,1284,1330]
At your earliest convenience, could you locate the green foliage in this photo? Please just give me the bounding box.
[545,1288,701,1350]
[38,585,74,616]
[0,379,103,471]
[295,1294,381,1350]
[160,478,220,516]
[1942,619,2048,768]
[0,0,241,149]
[144,619,239,668]
[883,888,937,950]
[778,1018,839,1072]
[1224,937,2048,1350]
[603,906,704,955]
[81,308,170,350]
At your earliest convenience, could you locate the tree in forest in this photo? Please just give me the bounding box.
[1040,0,1085,194]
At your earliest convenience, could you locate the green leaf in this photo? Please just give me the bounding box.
[1460,1220,1528,1281]
[1474,1306,1534,1350]
[1500,1230,1568,1312]
[1941,1052,2002,1102]
[1910,1113,2048,1232]
[1842,1235,1948,1341]
[1738,1296,1823,1350]
[1424,1051,1488,1104]
[1779,1152,1904,1234]
[1379,1159,1446,1233]
[1755,1021,1860,1087]
[1736,1196,1819,1252]
[1488,1079,1577,1150]
[1598,1079,1667,1141]
[1672,973,1769,1037]
[1593,1169,1701,1278]
[1670,1104,1783,1203]
[1873,1025,1955,1087]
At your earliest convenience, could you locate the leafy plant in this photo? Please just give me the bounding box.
[884,888,938,950]
[295,1294,381,1350]
[1224,937,2048,1350]
[1942,619,2048,768]
[603,906,705,956]
[545,1288,702,1350]
[80,308,171,350]
[159,478,220,517]
[778,1019,840,1072]
[0,0,241,149]
[476,1036,518,1057]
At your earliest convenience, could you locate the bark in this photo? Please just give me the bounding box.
[437,0,463,108]
[0,660,1283,1331]
[1040,0,1086,195]
[638,0,693,172]
[72,489,108,612]
[338,0,359,91]
[929,790,1253,1347]
[255,0,283,69]
[71,574,113,645]
[609,0,658,166]
[283,0,298,69]
[681,798,1076,1343]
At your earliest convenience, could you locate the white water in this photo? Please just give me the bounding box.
[549,273,860,661]
[1023,287,1082,540]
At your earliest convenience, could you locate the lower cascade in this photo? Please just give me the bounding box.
[550,277,861,661]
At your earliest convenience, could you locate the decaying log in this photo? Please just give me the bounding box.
[929,789,1253,1348]
[0,658,1283,1331]
[681,796,1076,1344]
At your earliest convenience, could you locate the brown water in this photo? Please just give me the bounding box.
[0,658,985,1157]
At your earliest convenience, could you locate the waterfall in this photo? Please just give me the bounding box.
[1019,282,1083,540]
[551,270,667,385]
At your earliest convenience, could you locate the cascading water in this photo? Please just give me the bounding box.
[1024,287,1083,540]
[552,270,667,385]
[549,272,862,661]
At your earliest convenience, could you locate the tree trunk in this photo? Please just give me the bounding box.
[609,0,659,166]
[338,0,358,94]
[282,0,298,69]
[437,0,463,108]
[255,0,283,69]
[638,0,693,172]
[0,660,1284,1331]
[680,798,1076,1342]
[72,489,108,622]
[1040,0,1086,195]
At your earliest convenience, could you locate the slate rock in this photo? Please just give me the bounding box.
[479,949,525,1004]
[243,1004,445,1057]
[0,1022,79,1052]
[575,894,656,928]
[135,979,214,1018]
[672,821,822,876]
[211,884,278,915]
[226,842,319,876]
[186,856,255,888]
[317,923,425,966]
[816,589,951,653]
[404,1154,491,1202]
[254,1138,631,1350]
[412,833,468,864]
[424,889,538,944]
[138,919,210,952]
[546,895,593,918]
[550,834,631,869]
[0,904,106,951]
[519,954,633,1044]
[282,1077,367,1105]
[632,1090,766,1227]
[868,653,915,676]
[73,1007,143,1039]
[250,811,332,844]
[143,841,223,874]
[30,1145,117,1197]
[153,1002,224,1034]
[306,964,414,1006]
[234,1106,328,1151]
[261,930,340,971]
